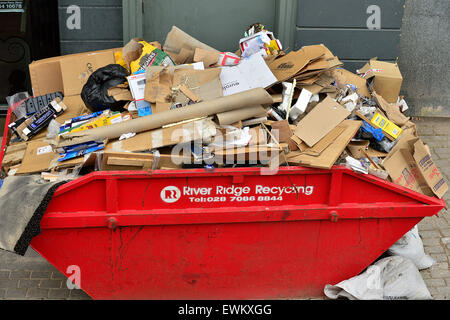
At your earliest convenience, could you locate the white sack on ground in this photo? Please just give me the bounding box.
[324,256,432,300]
[388,225,436,270]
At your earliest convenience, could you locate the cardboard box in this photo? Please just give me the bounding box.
[29,48,121,97]
[370,112,403,140]
[358,58,403,103]
[383,147,433,196]
[413,140,448,199]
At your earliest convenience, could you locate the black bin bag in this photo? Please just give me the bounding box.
[81,64,130,112]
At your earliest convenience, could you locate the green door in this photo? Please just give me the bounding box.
[123,0,298,53]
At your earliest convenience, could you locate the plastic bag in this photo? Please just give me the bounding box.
[46,119,61,139]
[6,92,30,119]
[81,64,130,112]
[388,225,436,270]
[324,256,432,300]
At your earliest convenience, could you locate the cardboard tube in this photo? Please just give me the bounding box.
[58,88,273,147]
[215,105,267,125]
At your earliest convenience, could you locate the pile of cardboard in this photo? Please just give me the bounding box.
[1,25,447,200]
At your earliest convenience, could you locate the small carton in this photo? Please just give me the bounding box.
[413,140,448,199]
[370,112,403,140]
[358,58,403,103]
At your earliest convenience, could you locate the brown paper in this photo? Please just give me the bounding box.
[193,48,220,67]
[215,105,266,125]
[163,26,219,63]
[59,88,274,147]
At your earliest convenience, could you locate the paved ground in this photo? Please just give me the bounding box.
[413,117,450,300]
[0,117,449,300]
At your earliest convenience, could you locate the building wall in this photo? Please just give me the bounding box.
[58,0,123,54]
[56,0,449,117]
[398,0,450,117]
[295,0,404,74]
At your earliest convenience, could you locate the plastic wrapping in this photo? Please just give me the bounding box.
[46,119,61,139]
[6,92,30,119]
[81,64,130,112]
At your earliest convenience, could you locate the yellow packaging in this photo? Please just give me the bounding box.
[266,39,282,55]
[69,113,123,134]
[370,112,403,139]
[114,51,128,70]
[130,41,175,74]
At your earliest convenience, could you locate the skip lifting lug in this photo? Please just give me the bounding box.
[330,211,338,223]
[107,217,118,230]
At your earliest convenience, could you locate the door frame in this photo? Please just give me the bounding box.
[122,0,298,52]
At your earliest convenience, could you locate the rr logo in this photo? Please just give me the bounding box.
[161,186,181,203]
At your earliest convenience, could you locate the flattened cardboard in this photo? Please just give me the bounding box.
[294,96,350,147]
[60,51,116,97]
[413,140,448,199]
[16,140,57,174]
[268,45,325,82]
[248,126,267,146]
[287,120,362,169]
[270,120,293,143]
[358,58,403,103]
[2,145,27,170]
[102,152,154,171]
[301,125,345,156]
[213,145,283,163]
[347,140,388,159]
